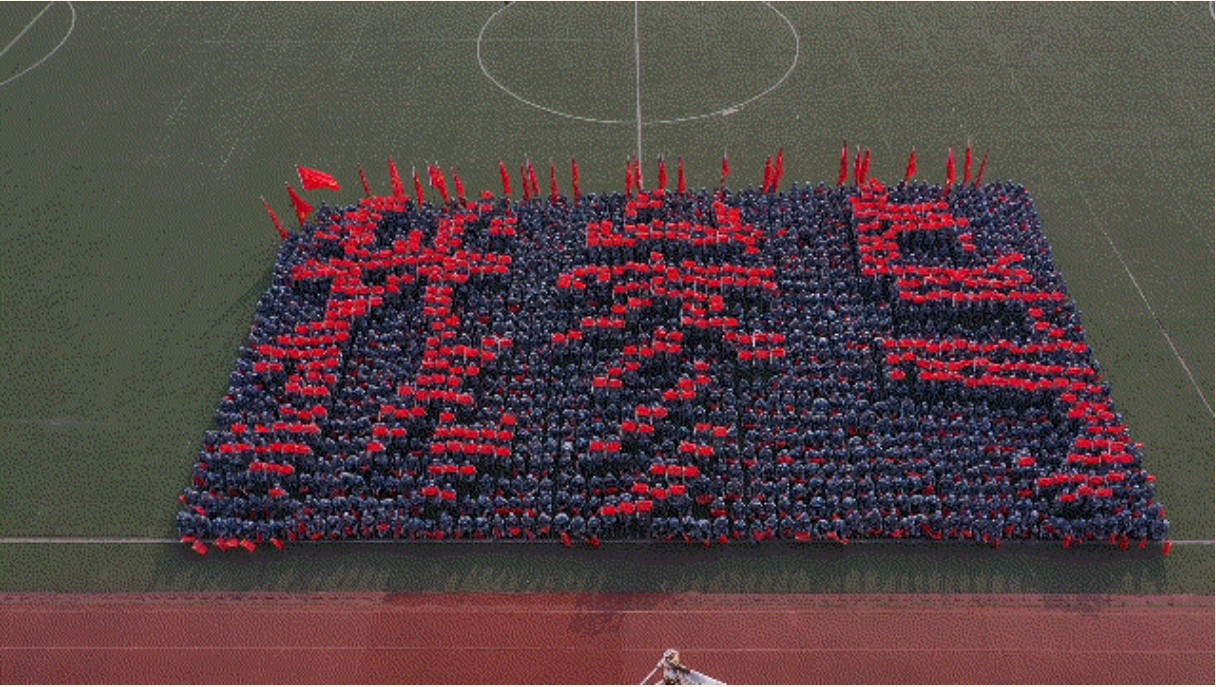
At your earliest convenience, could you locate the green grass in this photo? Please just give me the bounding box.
[1,2,1211,594]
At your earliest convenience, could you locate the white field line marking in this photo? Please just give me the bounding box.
[1095,226,1214,419]
[0,1,76,89]
[633,1,644,167]
[476,1,799,126]
[983,19,1214,420]
[0,537,1210,546]
[218,44,282,174]
[0,2,52,59]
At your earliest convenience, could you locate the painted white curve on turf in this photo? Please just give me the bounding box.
[477,1,800,126]
[0,1,76,89]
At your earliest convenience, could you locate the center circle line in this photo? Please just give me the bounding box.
[476,1,800,126]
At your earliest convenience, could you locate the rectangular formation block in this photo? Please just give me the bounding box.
[178,180,1167,552]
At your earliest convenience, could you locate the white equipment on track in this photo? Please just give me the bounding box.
[640,649,726,685]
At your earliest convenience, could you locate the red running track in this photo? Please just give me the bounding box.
[2,593,1211,684]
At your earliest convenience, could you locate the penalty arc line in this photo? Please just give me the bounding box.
[0,2,53,60]
[0,1,76,89]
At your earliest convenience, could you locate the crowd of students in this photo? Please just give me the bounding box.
[178,173,1168,553]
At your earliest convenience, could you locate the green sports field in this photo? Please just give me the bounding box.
[1,2,1211,594]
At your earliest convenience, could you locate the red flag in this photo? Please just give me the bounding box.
[721,153,731,190]
[625,159,635,197]
[975,153,988,185]
[433,165,451,204]
[632,156,643,191]
[963,144,973,183]
[549,160,559,201]
[499,160,513,197]
[853,148,863,185]
[388,158,405,198]
[453,170,467,205]
[527,159,540,198]
[677,157,687,195]
[904,148,918,183]
[946,147,957,187]
[838,141,849,187]
[297,166,340,192]
[413,168,425,204]
[358,165,372,197]
[571,158,581,201]
[520,164,531,201]
[763,156,774,192]
[657,156,668,191]
[286,184,313,226]
[775,148,785,188]
[860,149,872,184]
[261,196,289,240]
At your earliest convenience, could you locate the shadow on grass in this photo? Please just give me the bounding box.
[64,539,1193,596]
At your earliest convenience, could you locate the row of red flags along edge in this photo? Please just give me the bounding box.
[260,145,991,241]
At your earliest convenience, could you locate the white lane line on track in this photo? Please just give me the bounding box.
[2,646,1209,654]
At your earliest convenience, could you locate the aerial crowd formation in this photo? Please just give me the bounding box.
[177,155,1170,554]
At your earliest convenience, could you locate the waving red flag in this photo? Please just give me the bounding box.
[297,166,340,192]
[763,156,774,192]
[963,144,973,184]
[904,148,918,183]
[549,160,559,201]
[975,153,989,185]
[632,156,643,192]
[853,148,864,185]
[358,165,372,197]
[413,168,425,204]
[261,196,289,240]
[571,158,581,201]
[860,149,872,185]
[286,183,313,226]
[657,156,668,191]
[498,160,513,197]
[775,148,786,188]
[433,164,451,204]
[838,141,849,187]
[453,170,467,205]
[527,159,540,198]
[677,157,687,194]
[520,164,531,201]
[388,158,405,198]
[721,153,731,190]
[625,158,636,197]
[946,147,957,187]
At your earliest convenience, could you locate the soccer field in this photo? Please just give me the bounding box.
[0,2,1211,593]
